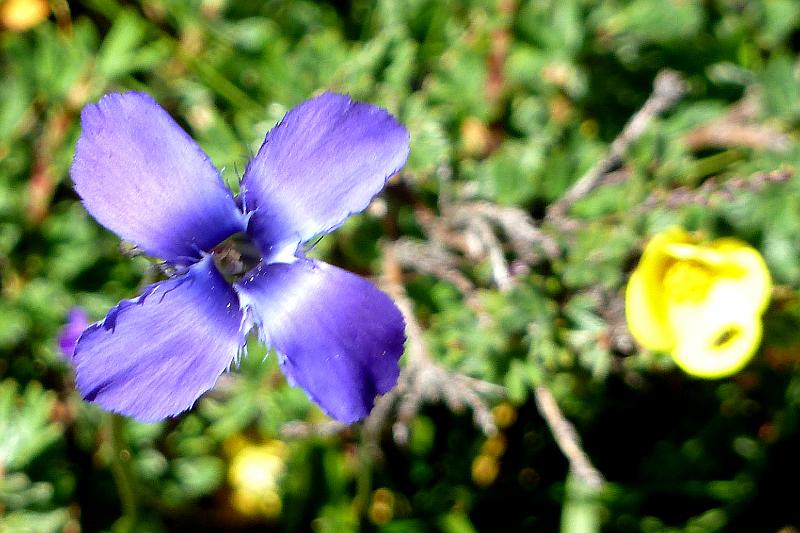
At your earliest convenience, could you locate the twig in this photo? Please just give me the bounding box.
[392,238,475,296]
[382,246,429,368]
[684,123,791,153]
[280,420,348,439]
[363,243,505,452]
[27,108,71,224]
[405,200,558,286]
[452,207,606,491]
[586,286,635,356]
[465,216,514,292]
[388,174,607,487]
[450,201,560,263]
[533,385,604,490]
[640,168,793,211]
[547,69,687,220]
[683,89,791,153]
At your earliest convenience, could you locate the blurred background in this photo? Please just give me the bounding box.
[2,0,800,531]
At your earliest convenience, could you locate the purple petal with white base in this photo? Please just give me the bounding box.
[235,259,405,423]
[71,92,245,263]
[73,256,245,422]
[240,92,409,258]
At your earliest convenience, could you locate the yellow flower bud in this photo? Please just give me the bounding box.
[626,227,771,378]
[230,488,282,519]
[492,402,517,429]
[481,434,507,458]
[368,488,395,525]
[471,454,500,487]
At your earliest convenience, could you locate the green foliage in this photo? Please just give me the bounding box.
[0,381,69,531]
[0,380,62,471]
[2,0,800,531]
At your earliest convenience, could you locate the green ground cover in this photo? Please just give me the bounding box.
[2,1,800,531]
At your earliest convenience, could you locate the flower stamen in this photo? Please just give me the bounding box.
[213,233,264,280]
[710,325,741,350]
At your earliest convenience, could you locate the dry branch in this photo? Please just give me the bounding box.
[640,168,793,211]
[363,243,505,452]
[683,90,791,153]
[547,69,687,220]
[534,385,604,490]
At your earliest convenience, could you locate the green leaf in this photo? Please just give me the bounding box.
[95,9,148,80]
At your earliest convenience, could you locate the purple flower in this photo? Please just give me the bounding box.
[58,308,89,360]
[70,91,409,423]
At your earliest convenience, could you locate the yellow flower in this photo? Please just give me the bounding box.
[229,441,287,493]
[228,441,287,519]
[0,0,49,32]
[626,227,771,378]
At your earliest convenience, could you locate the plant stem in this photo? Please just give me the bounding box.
[560,470,602,533]
[108,414,138,532]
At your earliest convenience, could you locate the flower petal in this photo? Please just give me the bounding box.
[58,308,89,361]
[625,228,691,352]
[71,92,245,263]
[73,256,245,421]
[625,268,674,352]
[240,93,409,258]
[667,279,763,378]
[235,259,405,423]
[708,238,772,314]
